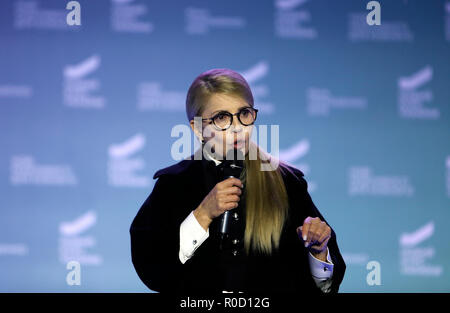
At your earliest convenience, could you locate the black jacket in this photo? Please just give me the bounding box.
[130,156,346,294]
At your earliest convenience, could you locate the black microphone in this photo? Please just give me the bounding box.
[219,148,244,247]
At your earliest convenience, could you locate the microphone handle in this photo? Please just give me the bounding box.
[219,175,237,237]
[220,211,231,234]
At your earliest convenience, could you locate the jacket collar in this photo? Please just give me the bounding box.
[153,148,226,179]
[152,150,305,181]
[203,149,222,166]
[152,154,199,179]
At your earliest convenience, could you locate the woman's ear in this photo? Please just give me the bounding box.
[190,119,204,143]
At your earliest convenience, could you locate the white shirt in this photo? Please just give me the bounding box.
[178,150,334,293]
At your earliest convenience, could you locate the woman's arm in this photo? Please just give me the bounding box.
[308,247,334,293]
[130,175,192,292]
[298,175,347,293]
[284,163,347,293]
[178,177,242,263]
[179,210,210,264]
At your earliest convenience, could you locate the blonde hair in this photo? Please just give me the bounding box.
[186,68,289,256]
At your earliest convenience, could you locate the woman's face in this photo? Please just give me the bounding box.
[194,93,254,160]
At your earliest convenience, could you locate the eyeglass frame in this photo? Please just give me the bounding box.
[201,107,259,131]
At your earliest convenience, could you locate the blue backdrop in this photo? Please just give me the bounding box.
[0,0,449,292]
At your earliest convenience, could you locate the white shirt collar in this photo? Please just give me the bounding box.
[203,149,222,166]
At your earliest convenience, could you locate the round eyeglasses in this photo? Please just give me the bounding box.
[202,107,258,131]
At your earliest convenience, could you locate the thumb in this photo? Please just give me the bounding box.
[296,226,303,235]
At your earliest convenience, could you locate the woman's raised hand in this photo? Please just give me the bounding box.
[296,216,331,262]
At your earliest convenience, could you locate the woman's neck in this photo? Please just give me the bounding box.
[203,148,222,166]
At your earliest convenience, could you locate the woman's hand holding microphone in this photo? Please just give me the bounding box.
[193,177,243,231]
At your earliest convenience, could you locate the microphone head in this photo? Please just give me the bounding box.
[222,148,244,178]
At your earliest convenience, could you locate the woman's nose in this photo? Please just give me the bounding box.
[231,116,243,132]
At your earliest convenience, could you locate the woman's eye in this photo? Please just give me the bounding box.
[216,113,227,120]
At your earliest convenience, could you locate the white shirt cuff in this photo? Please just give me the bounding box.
[308,246,334,281]
[179,210,209,264]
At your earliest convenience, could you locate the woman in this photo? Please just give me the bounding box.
[130,68,346,294]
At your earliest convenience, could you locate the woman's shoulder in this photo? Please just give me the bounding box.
[152,154,201,179]
[277,161,311,194]
[278,161,305,181]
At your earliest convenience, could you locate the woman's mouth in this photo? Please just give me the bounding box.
[233,139,244,148]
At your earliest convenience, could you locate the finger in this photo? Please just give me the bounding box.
[222,194,240,203]
[310,236,330,252]
[311,221,327,245]
[216,187,241,200]
[316,226,331,244]
[307,222,320,246]
[305,218,322,246]
[302,217,313,243]
[221,186,242,195]
[311,233,331,250]
[220,177,243,188]
[220,201,239,212]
